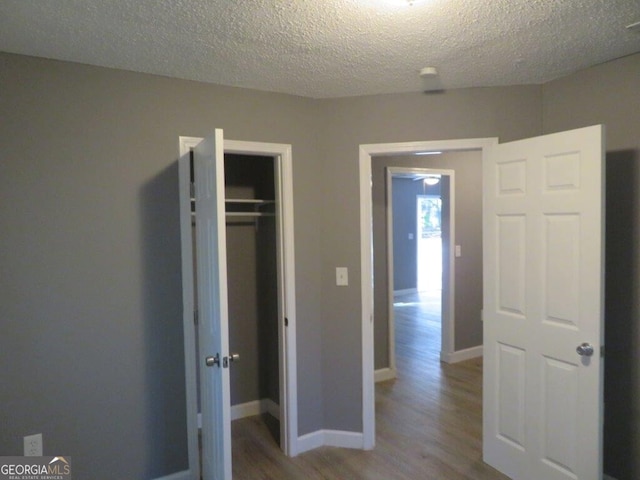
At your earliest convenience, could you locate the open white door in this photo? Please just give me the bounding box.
[194,129,232,480]
[483,125,605,480]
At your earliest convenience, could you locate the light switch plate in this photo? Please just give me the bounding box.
[336,267,349,286]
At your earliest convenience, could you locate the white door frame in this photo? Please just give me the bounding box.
[179,136,298,478]
[385,167,455,378]
[359,137,498,449]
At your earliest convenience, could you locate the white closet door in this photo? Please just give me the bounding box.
[194,129,232,480]
[483,125,605,480]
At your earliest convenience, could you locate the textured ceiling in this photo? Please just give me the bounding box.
[0,0,639,98]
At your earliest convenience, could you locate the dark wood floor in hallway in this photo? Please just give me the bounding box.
[230,291,509,479]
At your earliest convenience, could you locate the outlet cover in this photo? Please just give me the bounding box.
[24,433,43,456]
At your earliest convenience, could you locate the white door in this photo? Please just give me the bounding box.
[194,129,232,480]
[483,125,605,479]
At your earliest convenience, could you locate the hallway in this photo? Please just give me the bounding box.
[230,290,507,479]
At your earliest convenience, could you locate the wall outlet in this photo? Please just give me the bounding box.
[24,433,43,456]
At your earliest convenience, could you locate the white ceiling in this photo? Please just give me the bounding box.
[1,0,639,98]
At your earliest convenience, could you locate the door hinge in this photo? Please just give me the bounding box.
[194,309,199,325]
[284,317,288,327]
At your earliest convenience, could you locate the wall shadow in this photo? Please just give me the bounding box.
[604,148,639,480]
[140,161,189,477]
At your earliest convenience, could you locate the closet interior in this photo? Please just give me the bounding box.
[191,152,282,447]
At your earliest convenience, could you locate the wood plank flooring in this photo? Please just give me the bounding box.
[230,291,509,480]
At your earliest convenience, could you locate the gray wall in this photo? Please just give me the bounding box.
[372,152,483,370]
[0,52,323,479]
[391,178,419,291]
[542,52,640,480]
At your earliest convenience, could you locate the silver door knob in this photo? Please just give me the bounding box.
[229,353,240,363]
[576,343,594,357]
[205,354,220,367]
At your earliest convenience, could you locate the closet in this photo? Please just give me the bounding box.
[223,154,281,428]
[179,132,297,479]
[191,152,281,442]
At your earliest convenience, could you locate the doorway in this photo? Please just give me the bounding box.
[179,135,298,479]
[361,128,605,479]
[359,138,497,449]
[416,193,442,293]
[379,167,455,381]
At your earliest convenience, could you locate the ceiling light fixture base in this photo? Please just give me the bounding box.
[419,66,438,77]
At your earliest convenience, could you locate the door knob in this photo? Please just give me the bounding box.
[576,343,594,357]
[205,354,220,367]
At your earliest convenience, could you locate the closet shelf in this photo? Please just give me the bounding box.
[225,199,275,205]
[189,198,275,204]
[226,211,275,217]
[191,211,274,217]
[191,199,276,219]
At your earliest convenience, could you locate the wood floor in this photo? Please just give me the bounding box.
[230,291,509,480]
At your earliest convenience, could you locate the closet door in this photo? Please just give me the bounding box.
[194,129,232,480]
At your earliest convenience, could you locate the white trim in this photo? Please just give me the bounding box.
[385,170,397,377]
[264,398,281,420]
[152,470,191,480]
[199,398,281,426]
[359,147,376,451]
[440,345,483,364]
[359,138,499,451]
[178,136,201,480]
[323,430,365,449]
[229,398,282,421]
[374,367,397,383]
[296,430,365,454]
[231,400,263,420]
[296,430,324,453]
[393,288,418,296]
[179,136,299,473]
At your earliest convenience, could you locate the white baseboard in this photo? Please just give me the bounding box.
[374,367,397,383]
[152,470,192,480]
[393,288,418,296]
[297,430,364,454]
[440,345,483,364]
[197,398,281,427]
[323,430,364,449]
[231,399,263,420]
[296,430,324,453]
[264,398,281,420]
[232,398,281,420]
